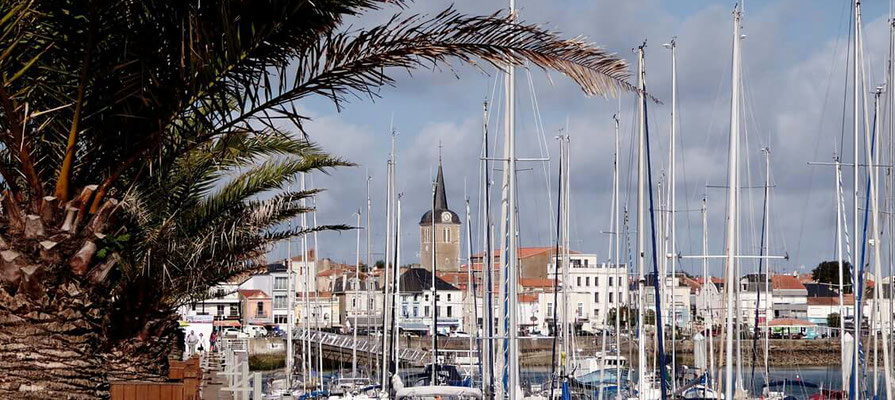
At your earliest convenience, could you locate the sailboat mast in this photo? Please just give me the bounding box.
[869,86,893,400]
[666,38,678,393]
[836,159,847,393]
[635,43,648,400]
[561,136,571,375]
[312,194,322,388]
[382,134,394,390]
[466,199,475,368]
[849,0,861,394]
[498,0,519,396]
[430,177,438,383]
[301,173,311,391]
[613,113,623,400]
[762,149,771,383]
[481,100,495,398]
[723,8,742,400]
[394,195,403,380]
[287,187,295,391]
[353,210,362,379]
[702,198,714,390]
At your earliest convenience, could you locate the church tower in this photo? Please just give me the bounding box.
[419,163,461,272]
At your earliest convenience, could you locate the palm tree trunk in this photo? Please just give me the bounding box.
[0,283,106,399]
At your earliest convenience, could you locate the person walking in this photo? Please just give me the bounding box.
[210,329,218,352]
[197,332,206,355]
[186,330,198,359]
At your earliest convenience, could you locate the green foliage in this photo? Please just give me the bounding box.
[0,0,632,339]
[96,233,131,260]
[812,261,853,293]
[827,313,840,328]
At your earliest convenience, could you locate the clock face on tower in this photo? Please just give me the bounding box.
[441,211,452,222]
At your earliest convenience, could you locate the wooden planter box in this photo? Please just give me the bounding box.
[110,356,202,400]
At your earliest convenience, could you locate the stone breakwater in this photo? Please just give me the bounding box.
[409,336,852,367]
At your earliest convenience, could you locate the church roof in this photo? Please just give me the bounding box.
[420,163,460,225]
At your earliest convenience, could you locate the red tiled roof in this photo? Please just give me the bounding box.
[238,289,270,298]
[297,291,334,299]
[693,277,724,285]
[472,247,580,260]
[772,275,806,290]
[807,297,838,306]
[520,278,556,289]
[768,318,815,327]
[797,273,815,283]
[518,293,539,303]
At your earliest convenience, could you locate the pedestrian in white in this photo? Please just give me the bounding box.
[197,332,206,355]
[186,330,198,359]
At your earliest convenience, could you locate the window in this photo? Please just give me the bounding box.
[609,292,614,303]
[595,277,599,286]
[586,277,590,286]
[424,306,430,317]
[576,303,583,317]
[274,277,288,290]
[403,306,408,317]
[256,302,264,315]
[595,292,600,303]
[274,295,287,309]
[425,228,430,243]
[443,228,450,243]
[230,304,238,316]
[584,259,589,267]
[369,298,374,309]
[609,277,614,287]
[594,309,599,317]
[274,315,288,324]
[413,306,419,317]
[447,306,453,317]
[577,277,582,286]
[547,303,554,317]
[217,305,224,315]
[447,294,452,301]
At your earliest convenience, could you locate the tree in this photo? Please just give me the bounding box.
[812,260,853,293]
[0,1,630,397]
[827,312,840,328]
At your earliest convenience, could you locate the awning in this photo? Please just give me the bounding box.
[214,320,242,327]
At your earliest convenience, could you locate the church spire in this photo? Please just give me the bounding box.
[434,162,448,211]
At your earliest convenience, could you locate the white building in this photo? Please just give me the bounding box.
[397,268,465,334]
[181,282,242,321]
[638,273,692,329]
[335,272,383,332]
[541,254,629,332]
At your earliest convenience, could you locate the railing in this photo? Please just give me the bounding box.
[295,329,428,364]
[219,337,248,353]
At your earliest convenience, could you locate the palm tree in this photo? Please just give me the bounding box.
[0,1,631,398]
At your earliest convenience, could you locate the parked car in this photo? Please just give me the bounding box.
[449,331,471,338]
[221,327,248,338]
[245,325,268,337]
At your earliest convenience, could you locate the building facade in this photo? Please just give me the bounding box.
[542,254,629,332]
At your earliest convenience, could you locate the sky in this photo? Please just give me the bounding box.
[267,0,895,278]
